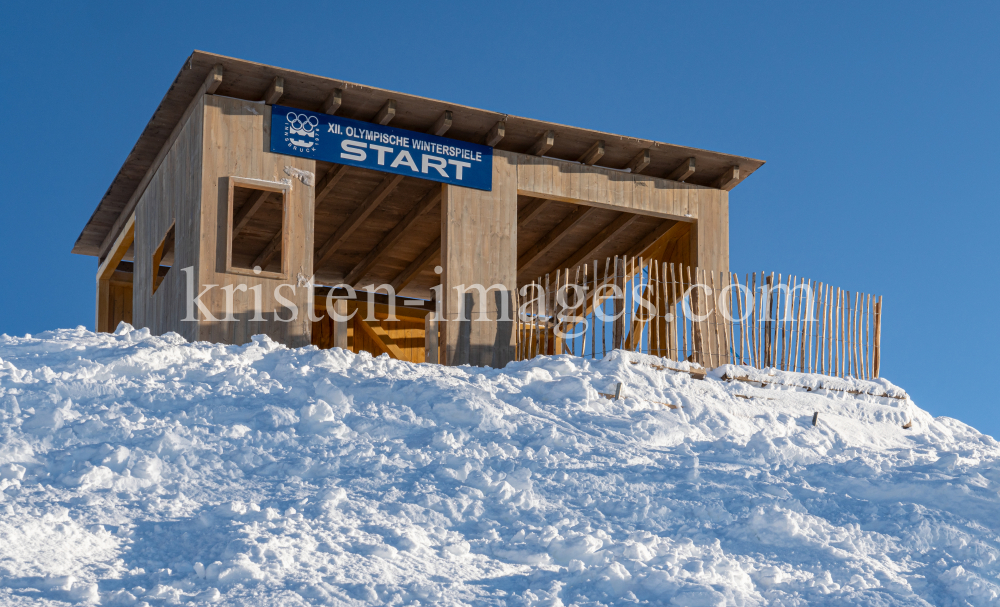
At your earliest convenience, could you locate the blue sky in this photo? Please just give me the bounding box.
[1,2,998,433]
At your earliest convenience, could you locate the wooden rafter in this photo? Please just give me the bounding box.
[517,198,551,228]
[315,164,350,209]
[429,111,453,136]
[98,213,136,281]
[484,121,505,147]
[666,157,696,182]
[527,130,555,156]
[577,140,605,165]
[375,99,396,125]
[714,165,741,190]
[550,212,641,275]
[205,64,224,94]
[315,174,405,268]
[322,88,342,114]
[517,205,598,273]
[344,187,442,287]
[232,190,272,239]
[252,230,282,269]
[626,149,650,174]
[264,76,284,105]
[390,237,440,292]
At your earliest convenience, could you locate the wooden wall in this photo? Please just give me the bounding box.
[312,301,432,363]
[196,96,316,347]
[132,96,204,343]
[441,154,518,367]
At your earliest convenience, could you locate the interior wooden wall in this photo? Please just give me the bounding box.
[131,95,204,343]
[312,300,431,363]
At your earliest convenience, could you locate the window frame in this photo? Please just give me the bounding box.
[225,176,292,279]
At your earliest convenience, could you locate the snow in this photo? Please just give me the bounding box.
[0,325,999,606]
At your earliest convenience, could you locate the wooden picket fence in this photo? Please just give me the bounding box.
[514,257,883,379]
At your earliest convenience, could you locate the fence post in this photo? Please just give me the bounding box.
[873,297,882,378]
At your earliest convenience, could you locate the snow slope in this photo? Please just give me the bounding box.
[1,325,999,606]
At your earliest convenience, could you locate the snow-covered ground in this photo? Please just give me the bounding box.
[1,325,999,606]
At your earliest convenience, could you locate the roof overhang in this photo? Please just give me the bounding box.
[73,50,765,257]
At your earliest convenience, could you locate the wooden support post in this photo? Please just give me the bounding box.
[440,152,517,367]
[96,213,136,332]
[333,299,349,349]
[425,313,439,364]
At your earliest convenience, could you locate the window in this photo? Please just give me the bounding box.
[226,177,290,277]
[151,223,175,294]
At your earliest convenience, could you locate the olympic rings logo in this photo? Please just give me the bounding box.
[286,112,319,134]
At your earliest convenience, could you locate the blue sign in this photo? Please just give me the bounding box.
[269,105,493,191]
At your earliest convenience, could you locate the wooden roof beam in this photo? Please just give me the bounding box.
[252,230,282,269]
[374,99,396,125]
[517,206,598,273]
[315,174,405,268]
[714,165,741,190]
[577,140,605,165]
[552,212,641,274]
[666,157,696,182]
[390,237,440,293]
[232,190,272,239]
[344,187,442,287]
[205,64,224,94]
[322,88,343,115]
[626,149,650,175]
[97,213,135,281]
[315,164,350,209]
[264,76,284,105]
[484,121,505,147]
[516,198,551,229]
[527,130,555,156]
[429,110,453,136]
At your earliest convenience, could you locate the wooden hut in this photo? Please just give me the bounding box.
[73,51,763,368]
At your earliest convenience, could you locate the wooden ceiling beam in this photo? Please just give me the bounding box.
[625,149,650,175]
[252,230,282,269]
[483,121,505,147]
[527,130,555,156]
[429,110,453,136]
[714,165,741,190]
[322,88,343,115]
[205,64,224,94]
[666,157,696,182]
[97,213,135,280]
[264,76,284,105]
[344,187,442,287]
[577,140,605,165]
[550,212,641,274]
[315,164,350,209]
[374,99,396,125]
[516,198,551,228]
[390,237,440,292]
[232,190,272,239]
[517,205,598,273]
[315,174,405,268]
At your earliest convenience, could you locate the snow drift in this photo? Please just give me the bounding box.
[0,325,998,606]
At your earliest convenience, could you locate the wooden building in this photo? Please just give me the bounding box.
[73,51,763,368]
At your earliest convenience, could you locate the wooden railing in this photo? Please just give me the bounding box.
[514,258,883,379]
